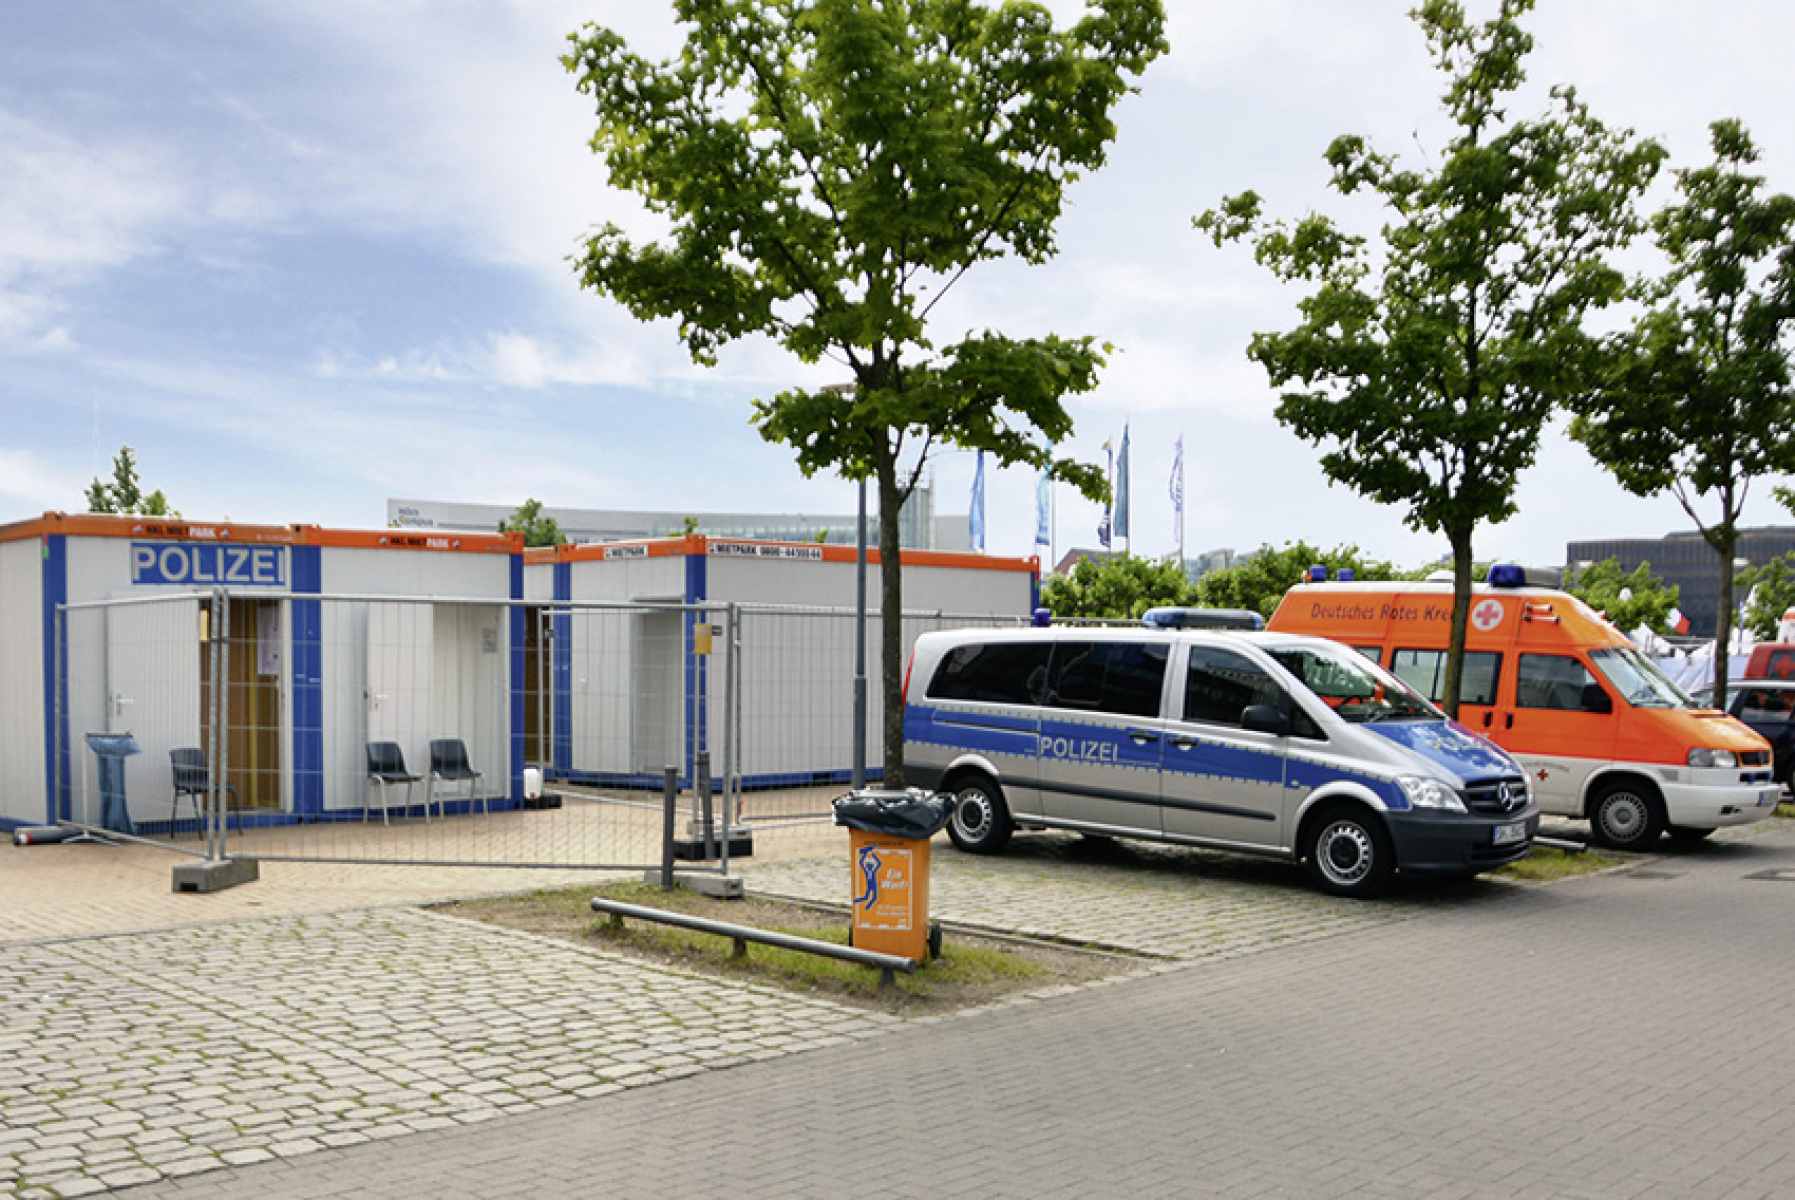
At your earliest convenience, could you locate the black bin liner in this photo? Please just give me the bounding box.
[831,788,953,840]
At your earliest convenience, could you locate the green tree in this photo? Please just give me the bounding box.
[1193,541,1412,620]
[86,445,176,517]
[1195,0,1662,716]
[1739,554,1795,643]
[1568,120,1795,707]
[1562,557,1679,637]
[1040,554,1194,621]
[499,499,566,548]
[566,0,1166,783]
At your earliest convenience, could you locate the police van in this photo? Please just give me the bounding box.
[902,625,1538,898]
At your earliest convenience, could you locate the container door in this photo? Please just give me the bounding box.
[1160,643,1289,850]
[633,609,684,776]
[104,596,201,829]
[367,601,433,784]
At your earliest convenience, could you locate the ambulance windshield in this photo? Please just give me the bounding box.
[1588,646,1694,709]
[1267,643,1439,724]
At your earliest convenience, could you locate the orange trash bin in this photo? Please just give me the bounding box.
[833,789,952,963]
[847,827,933,961]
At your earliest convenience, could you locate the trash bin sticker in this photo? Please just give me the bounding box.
[853,844,915,931]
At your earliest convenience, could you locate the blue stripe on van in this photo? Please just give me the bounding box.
[908,702,1414,811]
[905,703,1038,759]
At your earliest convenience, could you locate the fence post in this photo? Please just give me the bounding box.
[697,750,715,860]
[660,766,678,888]
[723,602,740,863]
[208,588,229,859]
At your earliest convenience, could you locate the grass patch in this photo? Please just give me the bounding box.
[1496,845,1621,882]
[441,880,1135,1017]
[1778,802,1795,820]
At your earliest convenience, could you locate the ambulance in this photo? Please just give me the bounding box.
[1266,565,1779,851]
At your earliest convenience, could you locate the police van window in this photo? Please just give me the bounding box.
[1184,646,1293,729]
[1390,648,1501,707]
[929,641,1054,706]
[1516,654,1609,713]
[1043,641,1167,718]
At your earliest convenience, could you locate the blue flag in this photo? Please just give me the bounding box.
[969,451,986,552]
[1114,424,1131,541]
[1169,433,1183,545]
[1034,448,1052,546]
[1097,439,1113,549]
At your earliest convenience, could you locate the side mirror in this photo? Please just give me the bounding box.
[1241,704,1291,736]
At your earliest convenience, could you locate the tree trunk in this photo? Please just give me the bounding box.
[876,455,907,790]
[1714,538,1737,710]
[1442,527,1475,720]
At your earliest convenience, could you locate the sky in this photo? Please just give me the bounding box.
[3,0,1793,573]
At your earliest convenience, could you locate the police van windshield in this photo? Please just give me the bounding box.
[1588,645,1693,709]
[1267,643,1439,724]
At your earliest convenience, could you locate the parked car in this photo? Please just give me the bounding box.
[1692,680,1795,792]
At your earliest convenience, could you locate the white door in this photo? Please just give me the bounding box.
[633,609,685,776]
[367,602,433,786]
[104,596,201,830]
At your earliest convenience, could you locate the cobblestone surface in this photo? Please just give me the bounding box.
[741,832,1428,960]
[0,907,893,1197]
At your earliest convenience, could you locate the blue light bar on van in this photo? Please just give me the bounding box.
[1487,564,1563,589]
[1141,607,1266,631]
[1308,565,1326,581]
[1338,568,1355,582]
[1487,564,1527,588]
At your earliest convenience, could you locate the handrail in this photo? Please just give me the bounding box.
[590,896,919,986]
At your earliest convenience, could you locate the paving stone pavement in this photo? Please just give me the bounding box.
[7,818,1795,1198]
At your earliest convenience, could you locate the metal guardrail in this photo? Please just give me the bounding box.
[588,896,919,986]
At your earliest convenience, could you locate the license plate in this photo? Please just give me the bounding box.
[1492,821,1528,846]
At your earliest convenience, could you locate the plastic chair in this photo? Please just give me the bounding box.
[429,739,486,816]
[367,742,425,824]
[169,747,240,835]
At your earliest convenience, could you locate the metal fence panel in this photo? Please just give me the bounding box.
[52,591,1028,872]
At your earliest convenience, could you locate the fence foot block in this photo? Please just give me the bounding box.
[640,870,744,899]
[671,828,754,861]
[172,856,260,894]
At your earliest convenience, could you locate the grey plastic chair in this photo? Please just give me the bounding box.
[367,741,424,824]
[429,739,486,815]
[170,747,240,835]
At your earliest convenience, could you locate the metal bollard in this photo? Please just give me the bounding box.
[660,766,678,888]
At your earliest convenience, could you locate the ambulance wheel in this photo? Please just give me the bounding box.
[945,775,1012,855]
[1588,780,1665,851]
[1303,804,1393,899]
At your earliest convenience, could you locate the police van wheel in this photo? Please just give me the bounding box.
[946,777,1012,855]
[1589,781,1664,851]
[1303,805,1393,899]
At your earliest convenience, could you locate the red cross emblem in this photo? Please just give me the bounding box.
[1472,598,1505,632]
